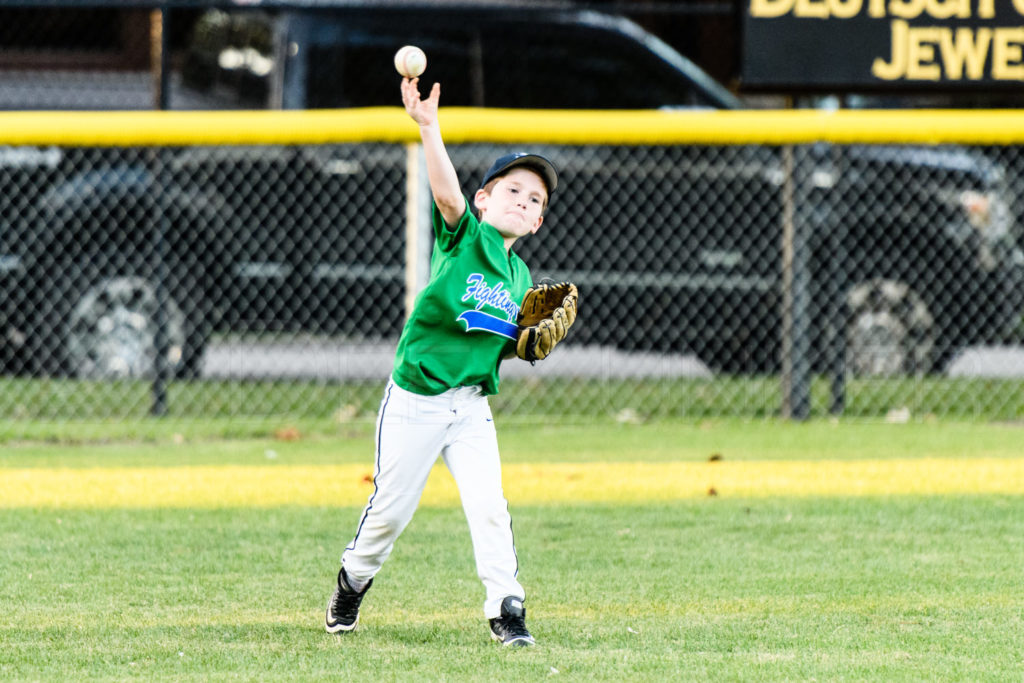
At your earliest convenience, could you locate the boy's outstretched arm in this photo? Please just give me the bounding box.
[401,77,465,226]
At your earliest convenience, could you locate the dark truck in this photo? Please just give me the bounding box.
[1,4,1020,378]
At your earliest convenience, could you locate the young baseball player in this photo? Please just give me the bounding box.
[324,76,564,647]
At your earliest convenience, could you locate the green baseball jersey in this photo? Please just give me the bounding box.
[392,199,533,396]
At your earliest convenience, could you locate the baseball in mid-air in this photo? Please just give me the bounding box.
[394,45,427,78]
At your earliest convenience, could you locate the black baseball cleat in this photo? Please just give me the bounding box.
[325,568,372,633]
[489,596,535,647]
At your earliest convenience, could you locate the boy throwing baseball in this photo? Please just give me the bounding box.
[324,75,576,647]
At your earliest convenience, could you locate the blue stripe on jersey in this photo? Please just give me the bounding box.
[457,310,518,339]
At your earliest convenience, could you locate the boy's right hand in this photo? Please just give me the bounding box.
[401,77,441,127]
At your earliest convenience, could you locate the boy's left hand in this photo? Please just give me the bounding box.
[515,282,579,363]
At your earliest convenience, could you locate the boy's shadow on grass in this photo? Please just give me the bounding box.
[319,619,500,649]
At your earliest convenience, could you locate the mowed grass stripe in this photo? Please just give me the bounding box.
[3,458,1024,508]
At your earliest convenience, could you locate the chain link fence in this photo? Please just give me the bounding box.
[2,3,1024,432]
[2,138,1024,429]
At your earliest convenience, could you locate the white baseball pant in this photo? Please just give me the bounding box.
[341,377,524,619]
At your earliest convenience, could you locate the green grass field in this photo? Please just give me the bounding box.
[3,420,1023,681]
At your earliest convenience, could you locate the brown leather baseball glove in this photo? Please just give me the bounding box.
[515,281,578,362]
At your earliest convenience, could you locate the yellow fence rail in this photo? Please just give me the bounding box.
[3,108,1024,147]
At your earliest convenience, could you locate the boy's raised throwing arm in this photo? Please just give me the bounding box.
[401,78,465,226]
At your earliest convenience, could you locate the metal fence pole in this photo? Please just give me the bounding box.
[781,144,812,420]
[151,5,171,416]
[404,142,432,319]
[828,145,848,415]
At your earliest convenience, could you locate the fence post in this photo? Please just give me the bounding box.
[781,144,812,420]
[828,145,848,415]
[404,143,432,319]
[150,5,171,417]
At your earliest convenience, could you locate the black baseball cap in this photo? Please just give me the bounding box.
[479,152,558,196]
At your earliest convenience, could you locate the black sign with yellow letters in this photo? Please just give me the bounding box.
[743,0,1024,89]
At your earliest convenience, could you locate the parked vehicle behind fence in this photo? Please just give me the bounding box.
[1,4,1020,379]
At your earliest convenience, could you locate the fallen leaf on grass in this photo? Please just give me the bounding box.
[274,426,301,441]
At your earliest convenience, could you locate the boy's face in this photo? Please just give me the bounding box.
[474,168,547,241]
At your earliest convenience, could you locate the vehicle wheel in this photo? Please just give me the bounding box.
[64,276,190,379]
[845,278,935,376]
[30,261,208,380]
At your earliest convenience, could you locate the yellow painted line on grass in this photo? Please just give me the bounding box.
[3,459,1023,509]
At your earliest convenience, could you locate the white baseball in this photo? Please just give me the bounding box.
[394,45,427,78]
